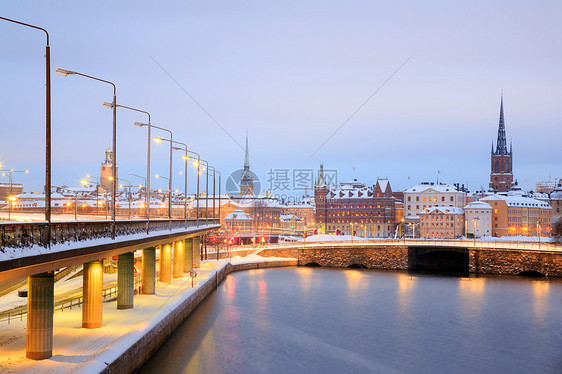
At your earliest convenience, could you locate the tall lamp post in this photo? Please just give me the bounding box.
[0,17,51,245]
[108,176,133,219]
[136,123,173,220]
[159,139,201,226]
[1,169,30,221]
[56,68,117,238]
[130,174,148,219]
[81,174,100,216]
[155,174,170,219]
[207,166,221,223]
[105,105,151,228]
[198,159,211,226]
[472,218,480,245]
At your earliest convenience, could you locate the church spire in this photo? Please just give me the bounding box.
[495,90,508,155]
[244,129,250,168]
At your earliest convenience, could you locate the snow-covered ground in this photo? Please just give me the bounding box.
[0,255,295,373]
[299,234,369,242]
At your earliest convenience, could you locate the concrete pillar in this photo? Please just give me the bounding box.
[142,247,156,295]
[117,252,134,310]
[184,238,193,272]
[82,260,103,328]
[193,236,201,269]
[173,240,184,278]
[26,271,54,360]
[160,243,172,284]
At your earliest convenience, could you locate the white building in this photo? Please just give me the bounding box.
[464,201,492,238]
[404,183,466,218]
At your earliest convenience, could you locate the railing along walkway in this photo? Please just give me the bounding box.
[0,218,220,250]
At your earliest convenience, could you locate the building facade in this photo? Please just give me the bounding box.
[315,170,396,238]
[490,93,514,192]
[403,183,466,218]
[480,193,552,237]
[419,206,464,239]
[464,201,492,238]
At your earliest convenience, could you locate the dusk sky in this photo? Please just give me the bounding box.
[1,1,561,195]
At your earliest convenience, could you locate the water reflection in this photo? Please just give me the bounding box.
[532,280,550,324]
[140,268,562,374]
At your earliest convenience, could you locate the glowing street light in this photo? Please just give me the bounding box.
[104,104,151,230]
[0,17,52,247]
[57,67,117,238]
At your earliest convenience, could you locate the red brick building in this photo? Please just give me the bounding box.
[315,166,397,238]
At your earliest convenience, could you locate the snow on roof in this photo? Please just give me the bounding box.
[225,208,252,221]
[404,183,461,194]
[464,201,492,210]
[377,179,389,192]
[419,206,464,215]
[480,194,552,209]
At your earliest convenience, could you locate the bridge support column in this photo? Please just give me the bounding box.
[193,236,201,269]
[82,260,103,328]
[26,271,54,360]
[142,247,156,295]
[173,240,184,278]
[160,243,172,284]
[117,252,134,310]
[184,238,193,272]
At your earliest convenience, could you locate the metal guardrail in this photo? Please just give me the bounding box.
[0,274,143,324]
[255,238,562,252]
[0,218,220,250]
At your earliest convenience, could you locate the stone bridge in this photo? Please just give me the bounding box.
[257,240,562,277]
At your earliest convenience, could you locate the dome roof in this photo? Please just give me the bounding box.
[225,207,252,221]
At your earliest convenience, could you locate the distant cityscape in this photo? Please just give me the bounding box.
[1,94,560,241]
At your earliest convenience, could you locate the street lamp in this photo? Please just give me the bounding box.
[106,104,151,229]
[135,122,173,219]
[207,166,221,225]
[108,176,133,219]
[1,169,30,221]
[163,139,202,226]
[155,174,170,218]
[56,67,117,238]
[81,174,100,217]
[130,174,148,219]
[198,159,211,225]
[0,17,52,246]
[472,218,480,245]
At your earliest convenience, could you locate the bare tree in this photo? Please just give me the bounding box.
[553,217,562,242]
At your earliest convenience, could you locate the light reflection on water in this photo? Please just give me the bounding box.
[140,268,562,374]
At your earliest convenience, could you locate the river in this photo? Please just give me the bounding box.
[139,267,562,373]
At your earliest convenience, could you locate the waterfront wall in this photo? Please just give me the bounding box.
[260,245,562,277]
[470,248,562,277]
[103,259,297,374]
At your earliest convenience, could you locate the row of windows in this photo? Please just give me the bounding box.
[407,204,455,210]
[407,196,455,202]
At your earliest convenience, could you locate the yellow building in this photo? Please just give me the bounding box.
[419,207,464,239]
[480,194,552,237]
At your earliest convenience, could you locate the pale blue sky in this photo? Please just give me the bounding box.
[1,1,561,194]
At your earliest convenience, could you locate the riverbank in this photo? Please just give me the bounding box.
[0,256,297,373]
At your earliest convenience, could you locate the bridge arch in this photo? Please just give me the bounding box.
[303,262,322,267]
[518,270,546,277]
[408,246,469,274]
[347,264,367,269]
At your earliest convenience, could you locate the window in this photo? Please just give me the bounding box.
[407,196,411,201]
[416,196,420,201]
[441,196,445,202]
[450,197,453,202]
